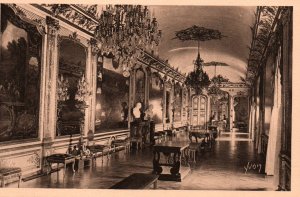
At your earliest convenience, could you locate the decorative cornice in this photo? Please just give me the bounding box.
[246,6,283,85]
[138,50,185,83]
[217,82,249,89]
[34,4,98,35]
[7,4,46,35]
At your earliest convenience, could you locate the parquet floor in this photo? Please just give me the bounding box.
[9,132,274,190]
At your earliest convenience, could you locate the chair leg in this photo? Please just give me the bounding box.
[2,178,5,187]
[193,151,196,163]
[18,175,22,188]
[72,161,75,172]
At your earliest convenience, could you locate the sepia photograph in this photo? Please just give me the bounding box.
[0,0,296,196]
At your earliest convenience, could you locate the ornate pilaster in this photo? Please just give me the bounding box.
[145,68,151,107]
[229,95,234,132]
[128,68,136,126]
[41,16,60,173]
[88,38,100,134]
[81,38,97,137]
[170,80,175,127]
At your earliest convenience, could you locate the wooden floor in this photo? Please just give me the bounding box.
[8,131,274,190]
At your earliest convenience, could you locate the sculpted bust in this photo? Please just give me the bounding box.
[144,104,154,121]
[133,102,142,119]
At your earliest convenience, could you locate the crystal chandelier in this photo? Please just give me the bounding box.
[174,25,225,95]
[94,5,162,77]
[185,44,210,95]
[207,74,229,99]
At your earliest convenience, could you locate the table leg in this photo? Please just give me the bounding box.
[72,161,75,172]
[18,174,22,188]
[153,180,157,189]
[64,163,66,177]
[1,178,5,187]
[153,151,162,175]
[47,162,52,175]
[57,163,59,176]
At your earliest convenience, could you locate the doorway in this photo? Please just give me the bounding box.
[192,95,207,128]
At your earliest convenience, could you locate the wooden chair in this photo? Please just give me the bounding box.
[188,125,208,162]
[87,135,115,163]
[130,122,143,150]
[112,133,130,152]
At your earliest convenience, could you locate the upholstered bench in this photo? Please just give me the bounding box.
[46,154,75,177]
[0,167,22,187]
[110,173,159,189]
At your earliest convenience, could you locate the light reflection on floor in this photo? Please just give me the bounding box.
[13,131,274,190]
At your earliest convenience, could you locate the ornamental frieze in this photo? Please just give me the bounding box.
[35,4,99,34]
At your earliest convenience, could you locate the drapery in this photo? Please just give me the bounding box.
[265,48,282,176]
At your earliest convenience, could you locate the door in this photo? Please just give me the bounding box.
[192,95,207,128]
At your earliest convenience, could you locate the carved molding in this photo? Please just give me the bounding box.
[138,51,185,83]
[38,4,98,34]
[46,16,59,37]
[7,4,46,35]
[68,31,80,42]
[88,38,100,56]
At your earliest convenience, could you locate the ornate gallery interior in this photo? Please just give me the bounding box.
[0,4,292,191]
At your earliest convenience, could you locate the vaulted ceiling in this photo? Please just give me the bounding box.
[150,6,256,82]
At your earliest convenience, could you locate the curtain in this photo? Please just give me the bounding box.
[265,48,282,177]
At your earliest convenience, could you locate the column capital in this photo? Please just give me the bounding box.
[88,38,100,56]
[46,16,59,36]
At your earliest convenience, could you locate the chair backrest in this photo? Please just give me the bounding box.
[107,135,116,147]
[87,130,95,146]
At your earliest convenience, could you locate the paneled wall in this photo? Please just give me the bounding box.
[0,4,187,178]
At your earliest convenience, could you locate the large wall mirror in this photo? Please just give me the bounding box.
[95,57,129,132]
[210,92,229,121]
[0,5,42,142]
[56,38,87,136]
[209,93,229,129]
[182,88,188,123]
[173,83,182,122]
[135,68,146,106]
[149,72,163,124]
[233,96,249,132]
